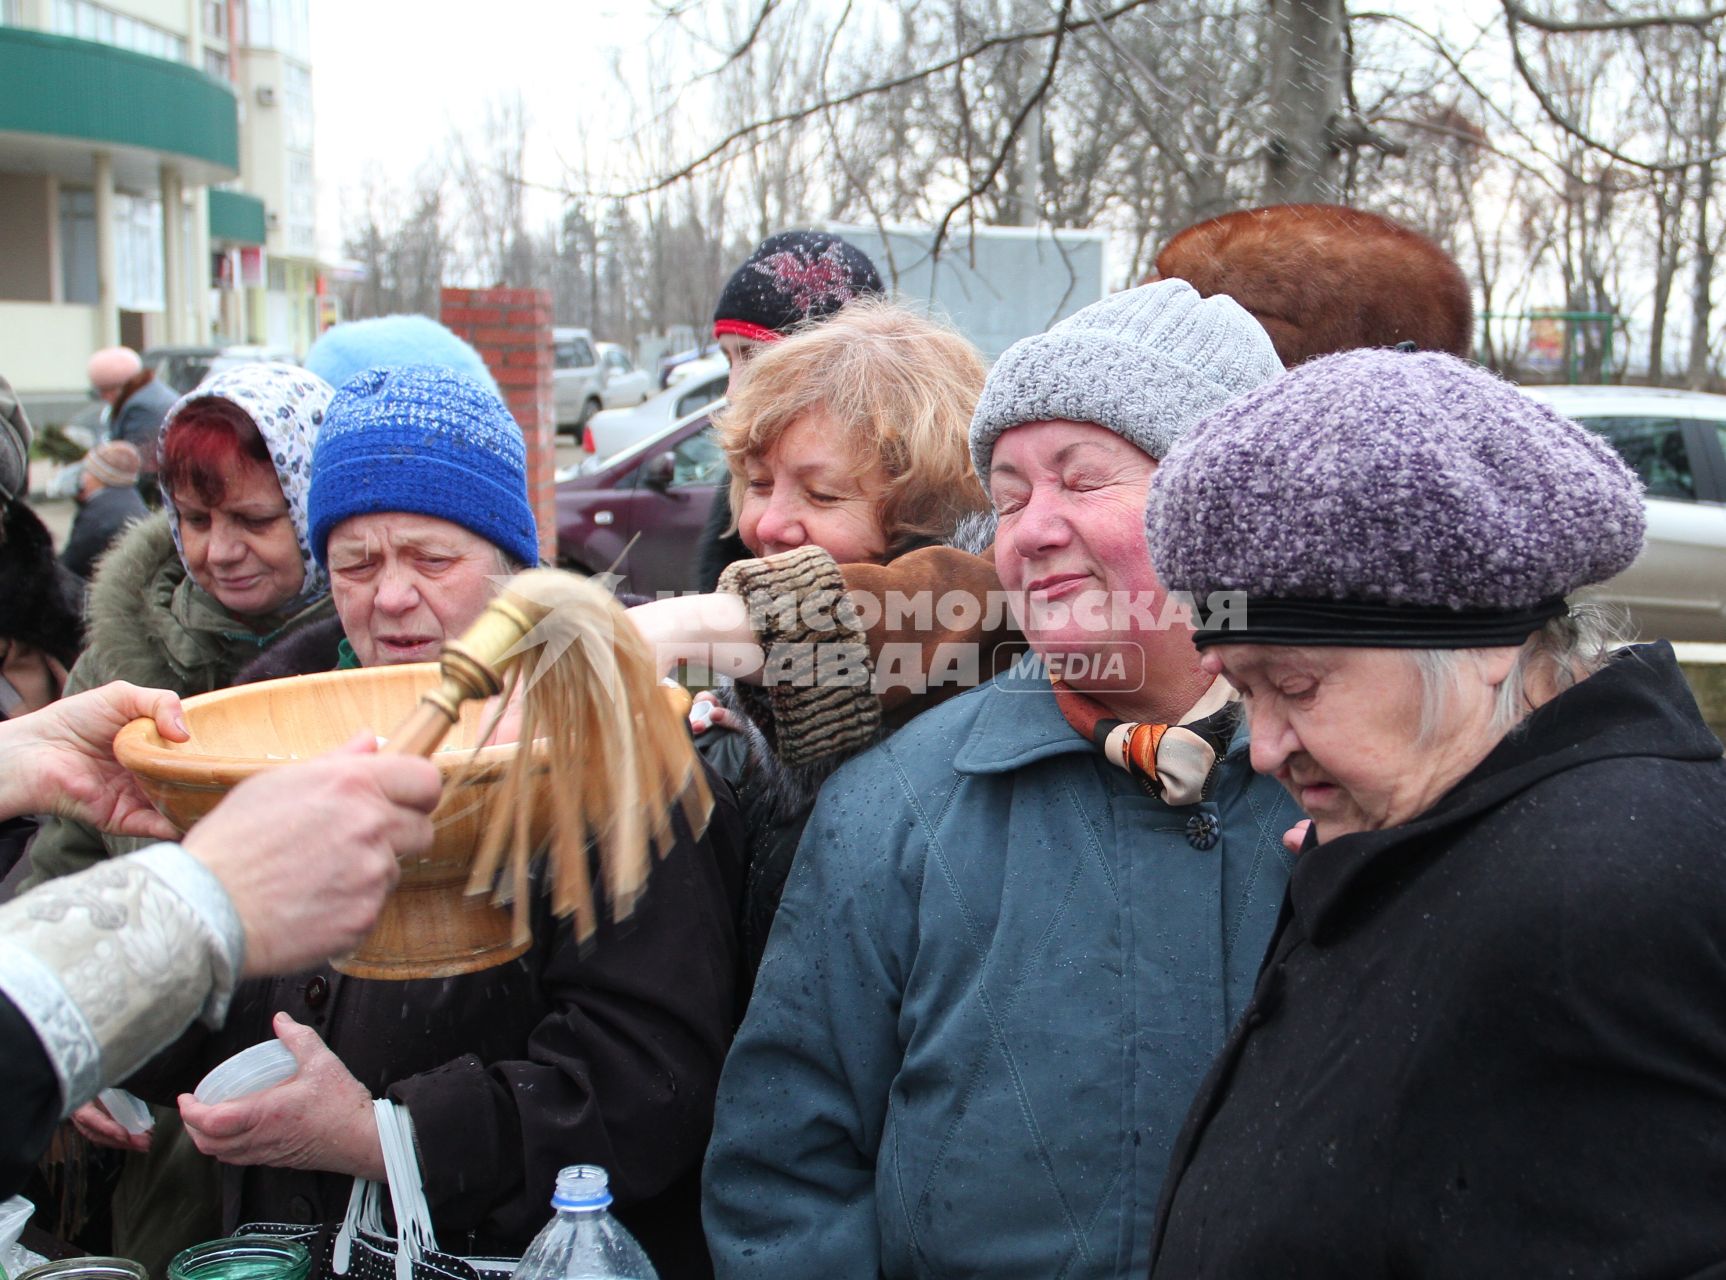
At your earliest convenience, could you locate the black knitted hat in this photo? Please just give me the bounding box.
[712,230,884,344]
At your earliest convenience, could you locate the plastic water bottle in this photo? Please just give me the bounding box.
[514,1166,658,1280]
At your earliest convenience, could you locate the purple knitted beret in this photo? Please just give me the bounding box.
[1146,349,1645,623]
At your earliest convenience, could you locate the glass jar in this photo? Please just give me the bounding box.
[167,1237,311,1280]
[17,1260,148,1280]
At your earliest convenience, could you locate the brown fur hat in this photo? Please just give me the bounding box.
[1147,204,1474,367]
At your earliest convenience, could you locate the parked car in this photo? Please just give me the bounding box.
[583,365,730,460]
[142,343,297,394]
[552,327,606,432]
[656,345,718,389]
[666,353,728,388]
[1521,384,1726,642]
[557,408,727,596]
[597,342,651,410]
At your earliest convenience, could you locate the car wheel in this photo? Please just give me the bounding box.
[579,396,602,427]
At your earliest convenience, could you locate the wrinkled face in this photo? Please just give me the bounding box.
[326,513,501,667]
[736,412,892,565]
[174,458,305,617]
[990,421,1187,695]
[1204,644,1514,843]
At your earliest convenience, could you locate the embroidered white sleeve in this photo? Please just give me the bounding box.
[0,845,240,1117]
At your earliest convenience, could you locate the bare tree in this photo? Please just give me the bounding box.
[340,165,452,320]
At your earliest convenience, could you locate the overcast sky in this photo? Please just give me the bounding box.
[307,0,666,258]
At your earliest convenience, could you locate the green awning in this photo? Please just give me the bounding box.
[208,189,266,245]
[0,27,238,175]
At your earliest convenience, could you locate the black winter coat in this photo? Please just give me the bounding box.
[0,993,60,1197]
[60,483,148,580]
[127,652,747,1280]
[1149,643,1726,1278]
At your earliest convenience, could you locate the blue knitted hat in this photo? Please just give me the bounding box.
[308,365,538,567]
[305,315,499,395]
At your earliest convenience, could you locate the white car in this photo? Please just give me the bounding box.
[597,343,652,410]
[583,364,730,460]
[1520,384,1726,642]
[552,327,605,432]
[666,353,729,388]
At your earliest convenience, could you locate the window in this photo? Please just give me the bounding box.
[1577,417,1697,501]
[204,0,226,39]
[238,0,307,58]
[605,349,631,372]
[203,46,229,78]
[59,189,97,304]
[675,372,728,420]
[115,192,164,311]
[282,62,313,150]
[53,0,186,60]
[670,426,726,488]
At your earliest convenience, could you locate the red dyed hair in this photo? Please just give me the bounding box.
[158,399,272,507]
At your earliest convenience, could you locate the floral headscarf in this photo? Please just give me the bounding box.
[157,362,334,613]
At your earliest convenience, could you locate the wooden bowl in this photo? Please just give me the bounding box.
[114,664,549,980]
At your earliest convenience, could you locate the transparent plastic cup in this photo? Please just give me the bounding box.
[96,1089,154,1135]
[192,1041,297,1105]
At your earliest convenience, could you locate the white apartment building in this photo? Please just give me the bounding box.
[0,0,321,413]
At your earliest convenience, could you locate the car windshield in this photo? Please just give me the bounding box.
[154,354,217,393]
[599,399,729,474]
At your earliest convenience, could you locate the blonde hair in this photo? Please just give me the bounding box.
[717,299,990,554]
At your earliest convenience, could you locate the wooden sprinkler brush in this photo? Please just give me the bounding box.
[384,567,711,947]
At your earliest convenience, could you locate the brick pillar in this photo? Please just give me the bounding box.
[440,287,557,563]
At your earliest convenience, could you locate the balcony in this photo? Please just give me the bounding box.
[0,26,239,185]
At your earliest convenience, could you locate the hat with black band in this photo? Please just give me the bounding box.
[1146,348,1645,650]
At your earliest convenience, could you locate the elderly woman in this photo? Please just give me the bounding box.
[24,362,334,1272]
[635,299,996,979]
[27,363,335,881]
[123,366,743,1280]
[649,207,1480,791]
[1143,349,1726,1275]
[702,280,1306,1278]
[694,228,886,588]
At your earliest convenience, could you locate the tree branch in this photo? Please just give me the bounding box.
[714,0,780,73]
[1502,5,1726,171]
[594,0,1159,200]
[928,0,1075,259]
[1501,0,1725,33]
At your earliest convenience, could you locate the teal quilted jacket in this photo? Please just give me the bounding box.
[703,671,1301,1278]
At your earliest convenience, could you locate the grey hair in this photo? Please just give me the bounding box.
[1412,600,1633,745]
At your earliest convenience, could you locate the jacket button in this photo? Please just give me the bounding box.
[1185,812,1219,850]
[304,975,329,1008]
[289,1195,314,1223]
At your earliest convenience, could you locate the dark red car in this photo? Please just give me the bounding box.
[555,407,727,597]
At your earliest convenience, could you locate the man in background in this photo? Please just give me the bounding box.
[60,441,148,581]
[87,348,177,508]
